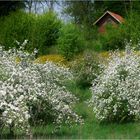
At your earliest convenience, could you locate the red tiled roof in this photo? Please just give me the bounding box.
[93,11,124,25]
[108,11,124,23]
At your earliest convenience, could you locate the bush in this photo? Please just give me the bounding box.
[0,44,82,135]
[70,51,101,87]
[123,12,140,47]
[0,11,35,50]
[90,45,140,122]
[94,12,140,51]
[31,12,62,55]
[57,23,84,60]
[0,11,61,55]
[94,24,126,51]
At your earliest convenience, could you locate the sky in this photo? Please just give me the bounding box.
[25,1,70,21]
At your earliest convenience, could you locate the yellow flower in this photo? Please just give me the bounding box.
[34,55,67,66]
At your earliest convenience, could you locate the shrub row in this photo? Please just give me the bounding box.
[0,11,61,55]
[0,11,84,59]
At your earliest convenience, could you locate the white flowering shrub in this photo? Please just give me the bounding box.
[90,48,140,122]
[0,43,82,135]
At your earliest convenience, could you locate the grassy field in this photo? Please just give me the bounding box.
[32,119,140,139]
[1,86,140,139]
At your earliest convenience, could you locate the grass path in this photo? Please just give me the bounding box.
[31,87,140,139]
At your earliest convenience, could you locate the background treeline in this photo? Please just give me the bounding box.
[0,11,61,55]
[0,0,140,59]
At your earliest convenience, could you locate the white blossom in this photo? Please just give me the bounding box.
[90,46,140,122]
[0,43,82,134]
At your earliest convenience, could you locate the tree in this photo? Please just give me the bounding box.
[63,0,95,27]
[45,0,55,11]
[57,23,84,60]
[25,0,33,13]
[95,0,132,17]
[0,0,25,17]
[25,0,60,14]
[63,0,140,27]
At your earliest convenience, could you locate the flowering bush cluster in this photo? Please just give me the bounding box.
[90,48,140,122]
[0,43,82,135]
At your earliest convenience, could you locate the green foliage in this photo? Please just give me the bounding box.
[63,0,140,27]
[93,12,140,51]
[95,25,126,51]
[63,1,140,52]
[57,23,84,60]
[0,11,61,54]
[124,12,140,47]
[31,12,61,55]
[0,0,25,17]
[65,81,91,102]
[94,1,131,17]
[70,51,101,87]
[0,11,35,50]
[63,1,95,27]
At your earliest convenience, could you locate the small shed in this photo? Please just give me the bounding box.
[93,11,124,33]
